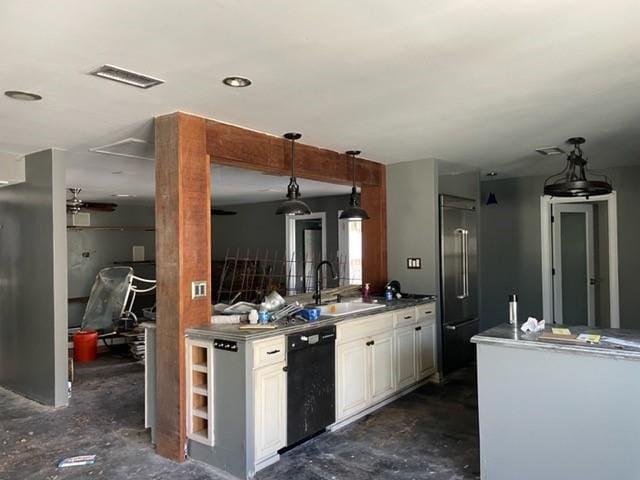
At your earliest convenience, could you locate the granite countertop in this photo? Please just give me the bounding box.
[186,295,437,341]
[472,323,640,360]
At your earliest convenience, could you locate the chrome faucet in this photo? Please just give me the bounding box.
[313,260,336,305]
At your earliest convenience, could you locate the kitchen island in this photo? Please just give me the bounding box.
[472,324,640,480]
[146,296,438,479]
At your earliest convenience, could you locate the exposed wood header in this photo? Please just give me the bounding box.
[205,119,383,187]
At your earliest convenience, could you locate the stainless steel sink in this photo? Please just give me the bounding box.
[318,301,385,317]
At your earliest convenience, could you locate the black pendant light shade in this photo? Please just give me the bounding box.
[276,133,312,216]
[543,137,612,197]
[339,150,370,221]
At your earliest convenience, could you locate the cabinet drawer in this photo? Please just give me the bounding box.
[252,336,285,369]
[416,302,436,323]
[337,313,393,344]
[394,307,417,328]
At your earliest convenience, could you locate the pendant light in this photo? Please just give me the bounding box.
[276,132,312,216]
[543,137,612,197]
[339,150,370,221]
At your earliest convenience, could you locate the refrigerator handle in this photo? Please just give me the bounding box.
[455,228,469,299]
[463,229,469,298]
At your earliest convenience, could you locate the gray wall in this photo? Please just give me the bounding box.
[0,149,68,406]
[387,159,439,295]
[67,206,156,328]
[439,171,480,200]
[480,165,640,329]
[212,195,350,262]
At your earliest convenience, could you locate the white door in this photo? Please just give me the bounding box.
[395,326,417,390]
[552,204,595,326]
[254,363,286,462]
[416,321,437,379]
[370,331,395,402]
[336,339,369,420]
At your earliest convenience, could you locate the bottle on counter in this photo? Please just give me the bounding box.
[362,283,371,303]
[385,285,393,302]
[508,294,518,326]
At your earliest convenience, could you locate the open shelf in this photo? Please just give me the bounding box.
[193,385,208,396]
[192,362,208,373]
[186,339,214,446]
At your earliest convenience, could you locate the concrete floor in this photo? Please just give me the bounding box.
[0,357,479,480]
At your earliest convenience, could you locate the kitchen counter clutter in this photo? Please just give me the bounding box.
[163,296,438,479]
[187,295,437,341]
[472,323,640,360]
[472,324,640,480]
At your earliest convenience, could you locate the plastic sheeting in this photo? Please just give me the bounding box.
[81,267,133,333]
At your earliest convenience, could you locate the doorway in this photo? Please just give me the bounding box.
[551,204,595,326]
[285,212,327,295]
[541,193,619,327]
[337,213,364,286]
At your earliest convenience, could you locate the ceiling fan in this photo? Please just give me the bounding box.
[67,188,117,214]
[211,208,237,216]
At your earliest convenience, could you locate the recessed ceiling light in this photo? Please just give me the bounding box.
[112,194,134,198]
[486,171,498,177]
[0,180,10,185]
[535,146,565,156]
[222,76,252,88]
[4,90,42,101]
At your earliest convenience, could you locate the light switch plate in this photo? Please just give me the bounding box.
[191,281,207,299]
[407,258,422,269]
[132,245,145,262]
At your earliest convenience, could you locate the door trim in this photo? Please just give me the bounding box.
[540,193,619,327]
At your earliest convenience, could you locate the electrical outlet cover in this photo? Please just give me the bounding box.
[191,281,207,299]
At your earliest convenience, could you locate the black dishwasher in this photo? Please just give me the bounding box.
[286,325,336,447]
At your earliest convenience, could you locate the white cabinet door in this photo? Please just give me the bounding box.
[254,363,286,462]
[417,320,437,380]
[336,338,369,421]
[370,330,395,403]
[395,326,417,390]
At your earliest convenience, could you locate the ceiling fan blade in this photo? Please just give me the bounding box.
[211,208,237,216]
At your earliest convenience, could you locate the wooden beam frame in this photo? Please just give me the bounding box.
[205,119,388,289]
[154,114,386,460]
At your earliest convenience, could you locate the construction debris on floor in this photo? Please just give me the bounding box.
[0,357,479,480]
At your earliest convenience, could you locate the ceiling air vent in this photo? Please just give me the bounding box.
[89,64,164,89]
[535,146,565,156]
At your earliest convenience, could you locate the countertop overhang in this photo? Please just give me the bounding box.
[186,295,437,341]
[472,324,640,361]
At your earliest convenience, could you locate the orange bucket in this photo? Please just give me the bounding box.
[73,331,98,362]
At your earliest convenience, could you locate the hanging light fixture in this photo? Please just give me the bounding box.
[543,137,612,197]
[275,132,312,216]
[339,150,370,221]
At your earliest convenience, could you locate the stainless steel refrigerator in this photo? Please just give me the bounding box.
[439,194,479,374]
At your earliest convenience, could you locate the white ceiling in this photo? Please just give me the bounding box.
[63,150,350,206]
[2,0,640,191]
